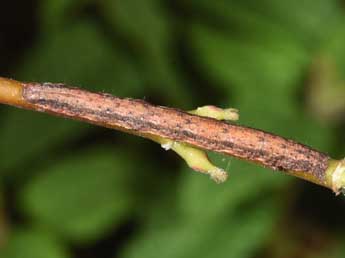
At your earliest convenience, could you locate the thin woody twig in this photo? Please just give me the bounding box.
[0,77,344,194]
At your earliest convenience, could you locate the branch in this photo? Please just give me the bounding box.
[0,77,344,194]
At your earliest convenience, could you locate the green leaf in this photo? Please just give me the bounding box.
[190,24,308,104]
[16,21,143,97]
[2,228,70,258]
[39,0,86,31]
[183,0,342,47]
[177,153,287,222]
[122,198,279,258]
[190,200,279,258]
[100,0,194,106]
[101,0,169,52]
[0,110,83,173]
[324,22,345,75]
[239,0,342,47]
[20,148,135,243]
[305,21,345,122]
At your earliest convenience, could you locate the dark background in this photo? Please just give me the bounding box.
[1,1,345,258]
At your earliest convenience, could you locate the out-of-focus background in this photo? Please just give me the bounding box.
[1,1,345,257]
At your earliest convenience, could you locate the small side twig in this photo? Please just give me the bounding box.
[0,77,344,194]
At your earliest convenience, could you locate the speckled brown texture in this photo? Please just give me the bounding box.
[22,82,331,182]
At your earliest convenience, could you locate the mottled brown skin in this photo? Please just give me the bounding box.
[21,82,330,183]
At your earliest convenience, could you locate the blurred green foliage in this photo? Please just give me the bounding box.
[1,0,345,258]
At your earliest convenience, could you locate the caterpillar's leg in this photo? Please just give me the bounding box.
[153,105,239,183]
